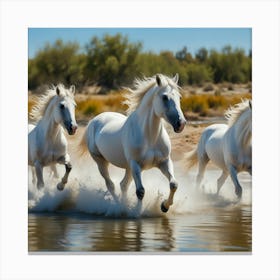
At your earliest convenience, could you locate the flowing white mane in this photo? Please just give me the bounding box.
[225,99,251,127]
[124,74,180,114]
[29,84,72,122]
[225,99,252,148]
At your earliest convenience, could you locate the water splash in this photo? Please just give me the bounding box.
[28,159,251,217]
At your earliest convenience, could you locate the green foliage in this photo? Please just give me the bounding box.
[207,46,251,83]
[85,34,142,88]
[136,51,188,85]
[28,40,86,89]
[186,63,213,85]
[195,48,208,63]
[28,35,252,90]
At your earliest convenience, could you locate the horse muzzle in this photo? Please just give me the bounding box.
[173,119,186,133]
[67,123,78,135]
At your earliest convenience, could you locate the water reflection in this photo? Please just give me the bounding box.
[29,205,251,252]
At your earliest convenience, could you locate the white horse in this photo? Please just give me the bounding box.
[80,74,186,212]
[28,84,78,190]
[187,100,252,198]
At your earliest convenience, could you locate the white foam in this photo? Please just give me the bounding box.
[28,158,252,217]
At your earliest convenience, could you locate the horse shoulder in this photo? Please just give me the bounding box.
[123,113,145,152]
[156,127,171,155]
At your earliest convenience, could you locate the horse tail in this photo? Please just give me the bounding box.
[78,127,89,157]
[185,147,198,170]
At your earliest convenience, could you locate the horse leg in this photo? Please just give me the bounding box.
[34,161,44,189]
[57,154,72,191]
[216,170,228,195]
[120,169,132,201]
[50,164,59,179]
[158,159,178,213]
[93,155,118,201]
[31,167,36,185]
[130,160,145,200]
[248,166,252,176]
[228,165,242,198]
[196,155,209,190]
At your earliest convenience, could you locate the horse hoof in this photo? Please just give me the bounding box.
[161,201,169,213]
[136,188,145,200]
[236,188,242,199]
[57,183,65,191]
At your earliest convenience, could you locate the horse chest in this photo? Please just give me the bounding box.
[40,143,65,164]
[141,148,167,169]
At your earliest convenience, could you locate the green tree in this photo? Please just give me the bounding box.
[175,46,193,63]
[136,51,189,85]
[85,34,142,88]
[195,47,208,63]
[207,46,251,83]
[28,40,85,89]
[186,63,213,85]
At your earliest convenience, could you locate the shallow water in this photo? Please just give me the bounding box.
[28,164,252,253]
[29,206,251,252]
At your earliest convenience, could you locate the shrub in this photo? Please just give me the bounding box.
[77,99,104,117]
[203,83,214,92]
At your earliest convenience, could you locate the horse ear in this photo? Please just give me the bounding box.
[56,86,60,95]
[173,73,179,84]
[249,100,252,109]
[156,74,162,86]
[70,85,75,95]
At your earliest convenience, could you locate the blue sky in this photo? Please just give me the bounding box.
[28,28,251,58]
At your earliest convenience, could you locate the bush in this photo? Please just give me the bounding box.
[181,95,209,116]
[203,83,215,92]
[77,99,104,117]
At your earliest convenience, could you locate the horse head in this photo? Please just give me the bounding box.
[53,84,78,135]
[153,74,186,133]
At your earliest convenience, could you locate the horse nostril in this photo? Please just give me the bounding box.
[70,124,78,134]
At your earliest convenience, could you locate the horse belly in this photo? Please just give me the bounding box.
[141,149,165,170]
[97,135,127,168]
[94,114,127,168]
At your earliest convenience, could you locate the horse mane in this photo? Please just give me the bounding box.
[29,84,70,122]
[225,99,252,148]
[225,99,251,127]
[123,74,180,114]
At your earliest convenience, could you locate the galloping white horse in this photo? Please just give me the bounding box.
[80,74,186,212]
[28,84,78,190]
[187,100,252,198]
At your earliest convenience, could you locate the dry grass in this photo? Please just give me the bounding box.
[28,89,251,121]
[181,93,251,117]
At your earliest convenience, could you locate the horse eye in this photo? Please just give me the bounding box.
[162,95,168,102]
[60,104,65,109]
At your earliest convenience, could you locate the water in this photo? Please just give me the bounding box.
[28,162,252,253]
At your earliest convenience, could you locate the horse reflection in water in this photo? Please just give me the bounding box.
[79,74,186,212]
[187,100,252,198]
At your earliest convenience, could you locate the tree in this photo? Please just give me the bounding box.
[186,63,213,85]
[28,40,85,89]
[85,34,142,88]
[175,46,193,63]
[195,48,208,63]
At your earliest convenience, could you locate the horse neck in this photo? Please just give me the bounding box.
[231,110,251,152]
[134,88,163,144]
[39,103,63,142]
